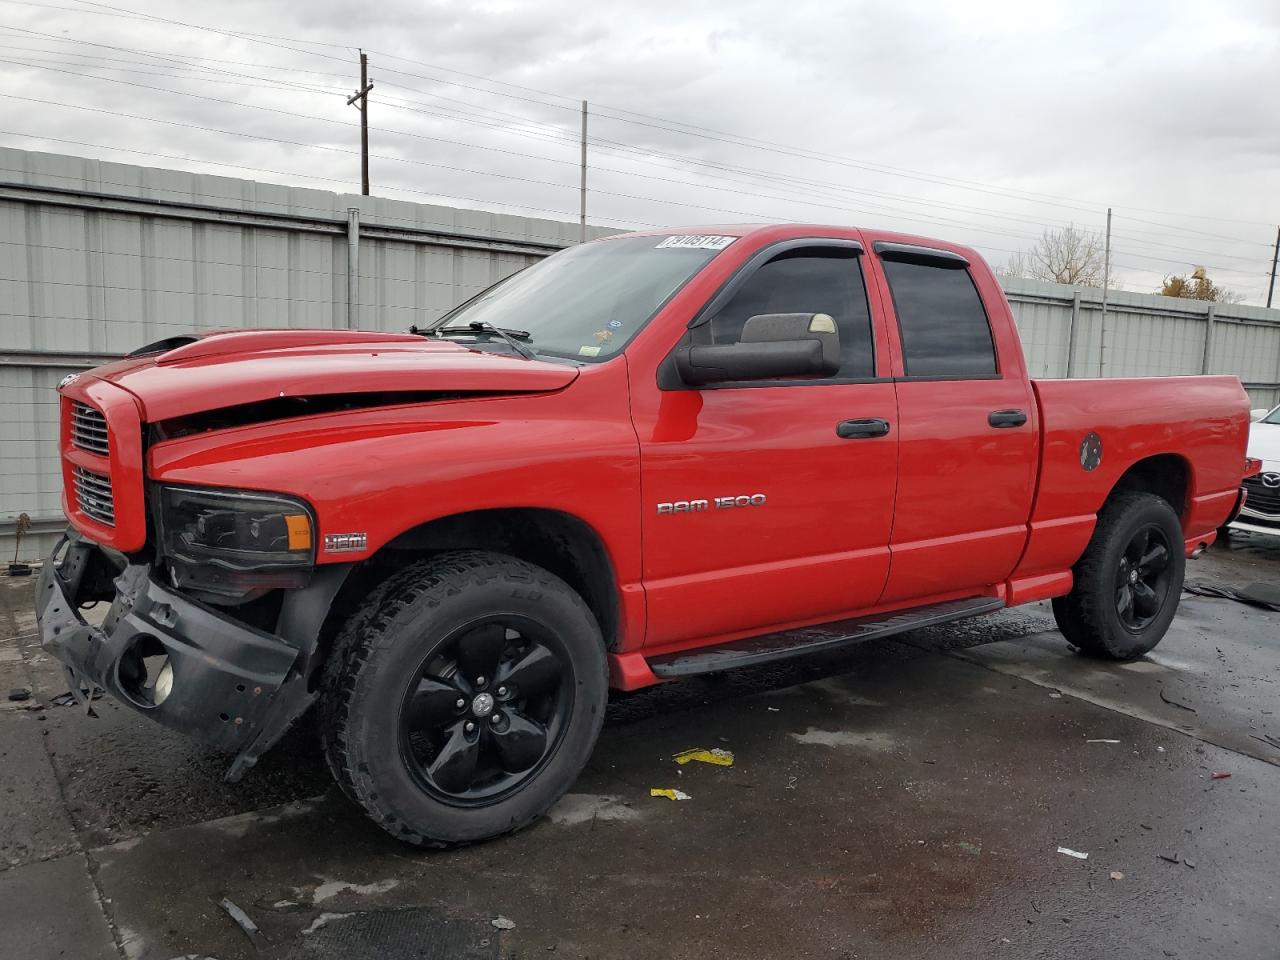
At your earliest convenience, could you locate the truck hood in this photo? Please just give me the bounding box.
[81,329,580,422]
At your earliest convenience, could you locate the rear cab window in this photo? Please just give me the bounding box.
[877,246,997,378]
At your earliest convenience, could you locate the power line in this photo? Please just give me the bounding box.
[5,59,1269,277]
[0,137,649,225]
[1,25,1271,283]
[24,0,1278,232]
[0,52,346,96]
[5,18,1273,259]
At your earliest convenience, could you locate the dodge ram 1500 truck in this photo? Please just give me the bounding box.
[37,224,1258,845]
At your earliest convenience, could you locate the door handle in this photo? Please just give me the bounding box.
[836,418,891,439]
[988,409,1028,428]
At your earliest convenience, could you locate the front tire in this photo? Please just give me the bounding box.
[1052,492,1185,660]
[319,551,608,846]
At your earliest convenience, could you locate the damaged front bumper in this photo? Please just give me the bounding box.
[35,530,344,781]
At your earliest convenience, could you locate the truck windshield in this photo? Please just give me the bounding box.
[430,234,733,361]
[1264,406,1280,424]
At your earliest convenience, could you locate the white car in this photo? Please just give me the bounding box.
[1231,405,1280,536]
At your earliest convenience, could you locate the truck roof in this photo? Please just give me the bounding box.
[608,223,986,267]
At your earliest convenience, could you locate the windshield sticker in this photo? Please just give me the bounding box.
[578,345,602,357]
[655,235,737,250]
[607,319,623,329]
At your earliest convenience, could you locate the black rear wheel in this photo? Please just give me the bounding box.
[1113,523,1174,633]
[320,551,607,846]
[1053,492,1186,660]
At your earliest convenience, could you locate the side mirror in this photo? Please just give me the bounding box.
[1251,408,1269,422]
[674,313,841,386]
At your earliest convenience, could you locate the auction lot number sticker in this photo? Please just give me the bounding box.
[655,235,737,250]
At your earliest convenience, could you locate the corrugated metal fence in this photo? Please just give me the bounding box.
[3,147,1279,559]
[1005,276,1280,405]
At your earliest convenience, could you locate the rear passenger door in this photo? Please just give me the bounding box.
[869,242,1038,604]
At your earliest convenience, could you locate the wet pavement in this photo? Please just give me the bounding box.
[1,532,1278,959]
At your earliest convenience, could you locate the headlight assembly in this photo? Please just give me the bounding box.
[156,486,315,599]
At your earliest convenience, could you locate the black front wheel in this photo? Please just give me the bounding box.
[1053,492,1186,660]
[320,551,607,846]
[400,616,573,805]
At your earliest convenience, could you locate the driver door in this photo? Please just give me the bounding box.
[631,241,900,649]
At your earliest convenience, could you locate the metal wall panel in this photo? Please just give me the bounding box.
[3,147,1279,559]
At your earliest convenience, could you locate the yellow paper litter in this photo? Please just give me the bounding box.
[649,788,691,801]
[673,747,735,767]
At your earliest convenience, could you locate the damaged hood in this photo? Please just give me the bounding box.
[82,329,580,422]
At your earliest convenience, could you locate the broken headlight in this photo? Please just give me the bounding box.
[156,485,315,598]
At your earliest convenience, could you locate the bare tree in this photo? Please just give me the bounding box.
[1003,224,1107,286]
[1158,267,1246,304]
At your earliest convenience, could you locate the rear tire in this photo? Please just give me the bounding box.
[1052,492,1185,660]
[319,551,608,846]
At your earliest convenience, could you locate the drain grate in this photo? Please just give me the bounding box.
[285,908,500,960]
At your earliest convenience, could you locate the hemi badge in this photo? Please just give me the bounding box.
[324,532,368,553]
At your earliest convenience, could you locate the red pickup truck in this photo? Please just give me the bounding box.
[37,224,1255,845]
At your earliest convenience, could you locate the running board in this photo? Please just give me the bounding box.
[646,596,1005,678]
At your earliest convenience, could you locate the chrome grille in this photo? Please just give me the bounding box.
[70,401,109,456]
[1242,474,1280,516]
[72,465,115,526]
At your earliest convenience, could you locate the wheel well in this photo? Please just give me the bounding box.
[1107,454,1190,524]
[310,509,621,686]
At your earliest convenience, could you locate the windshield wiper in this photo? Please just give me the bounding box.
[425,321,537,361]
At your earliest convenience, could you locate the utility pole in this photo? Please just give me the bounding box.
[1267,225,1279,309]
[579,100,588,243]
[1098,206,1112,376]
[346,51,373,195]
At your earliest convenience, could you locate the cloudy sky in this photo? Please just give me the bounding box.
[2,0,1278,301]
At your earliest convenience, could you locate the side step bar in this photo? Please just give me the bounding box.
[646,596,1005,678]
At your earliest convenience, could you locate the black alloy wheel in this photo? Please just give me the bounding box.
[400,616,572,806]
[1114,523,1173,632]
[1052,491,1186,661]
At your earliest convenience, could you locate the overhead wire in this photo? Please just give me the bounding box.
[56,0,1277,232]
[7,9,1274,257]
[1,3,1273,287]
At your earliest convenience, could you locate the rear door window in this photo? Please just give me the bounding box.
[880,259,997,378]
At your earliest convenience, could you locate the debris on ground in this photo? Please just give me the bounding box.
[1048,692,1062,699]
[1211,771,1232,780]
[1183,858,1197,869]
[218,898,262,942]
[1184,579,1280,612]
[49,689,104,706]
[1109,871,1124,881]
[1158,852,1181,864]
[1086,739,1120,744]
[1056,847,1089,860]
[766,707,780,712]
[6,688,30,702]
[302,912,352,935]
[650,788,691,801]
[1158,688,1197,713]
[673,747,735,767]
[492,916,516,930]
